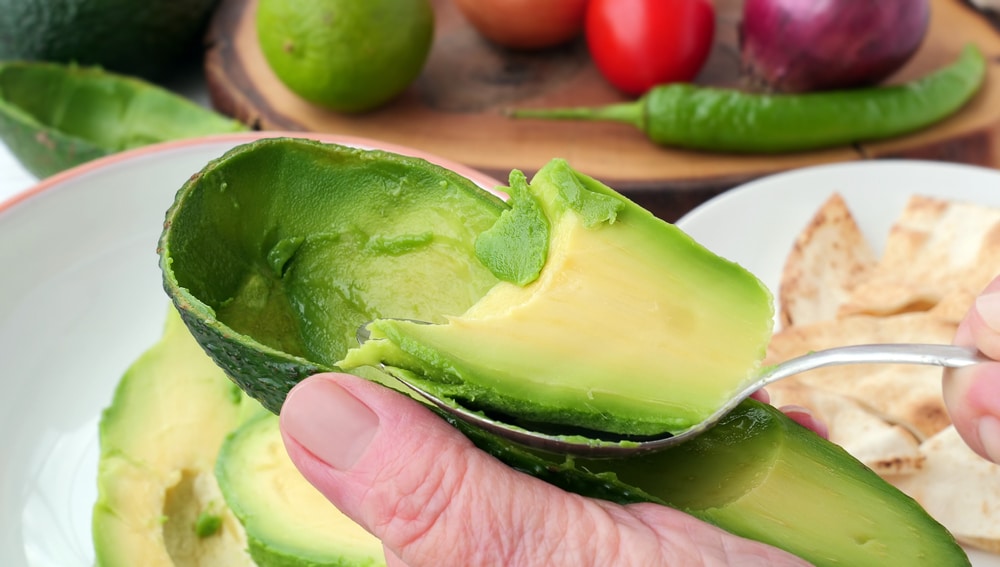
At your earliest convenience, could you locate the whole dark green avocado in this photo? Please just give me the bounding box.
[0,0,220,79]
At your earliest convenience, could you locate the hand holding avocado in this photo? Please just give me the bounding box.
[280,373,814,567]
[278,273,1000,567]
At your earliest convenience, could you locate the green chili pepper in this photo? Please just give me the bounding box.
[509,44,986,153]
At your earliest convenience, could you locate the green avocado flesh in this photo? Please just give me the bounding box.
[95,307,385,566]
[160,137,508,413]
[338,160,774,436]
[159,138,969,565]
[0,61,247,177]
[93,308,257,566]
[217,413,385,566]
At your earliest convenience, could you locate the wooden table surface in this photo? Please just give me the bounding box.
[205,0,1000,221]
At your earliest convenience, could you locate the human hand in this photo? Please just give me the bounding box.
[944,276,1000,464]
[279,373,813,567]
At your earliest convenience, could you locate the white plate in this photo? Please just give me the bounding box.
[676,159,1000,566]
[0,132,501,567]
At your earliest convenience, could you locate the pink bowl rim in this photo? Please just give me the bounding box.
[0,131,505,214]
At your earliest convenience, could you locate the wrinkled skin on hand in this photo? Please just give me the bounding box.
[279,373,813,567]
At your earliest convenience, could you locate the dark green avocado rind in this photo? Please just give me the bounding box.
[0,0,220,80]
[463,400,970,567]
[160,137,508,413]
[0,61,248,178]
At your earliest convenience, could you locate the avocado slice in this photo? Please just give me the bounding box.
[216,412,385,566]
[338,160,774,436]
[0,61,248,178]
[159,138,970,565]
[93,307,258,566]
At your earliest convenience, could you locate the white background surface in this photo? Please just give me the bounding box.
[0,144,36,202]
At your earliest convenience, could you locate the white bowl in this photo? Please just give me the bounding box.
[0,132,501,567]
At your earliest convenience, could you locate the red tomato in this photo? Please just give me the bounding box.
[452,0,588,50]
[586,0,716,96]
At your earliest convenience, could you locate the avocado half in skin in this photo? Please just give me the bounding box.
[0,61,248,178]
[159,138,970,565]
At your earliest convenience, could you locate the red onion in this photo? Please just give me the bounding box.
[739,0,931,93]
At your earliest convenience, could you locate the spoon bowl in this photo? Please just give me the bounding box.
[357,322,984,458]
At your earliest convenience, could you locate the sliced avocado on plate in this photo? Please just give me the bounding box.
[93,307,258,567]
[216,412,385,566]
[0,61,248,178]
[158,137,971,565]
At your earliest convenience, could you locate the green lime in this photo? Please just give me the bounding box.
[257,0,434,113]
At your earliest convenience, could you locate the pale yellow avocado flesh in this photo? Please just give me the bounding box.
[93,308,256,567]
[340,161,774,436]
[216,413,386,566]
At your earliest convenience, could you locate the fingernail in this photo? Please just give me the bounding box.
[282,377,380,470]
[975,292,1000,333]
[978,415,1000,463]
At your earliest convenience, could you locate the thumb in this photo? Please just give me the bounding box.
[279,373,810,567]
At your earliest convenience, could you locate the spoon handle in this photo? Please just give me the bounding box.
[757,343,986,390]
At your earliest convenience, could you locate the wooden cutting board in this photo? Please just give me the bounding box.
[205,0,1000,220]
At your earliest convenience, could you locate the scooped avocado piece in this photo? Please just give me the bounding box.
[216,412,385,566]
[159,137,508,413]
[466,400,970,566]
[0,61,248,177]
[159,140,968,565]
[339,159,774,436]
[93,307,257,567]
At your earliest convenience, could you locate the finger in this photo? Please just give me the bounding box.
[278,373,809,566]
[279,373,628,565]
[779,405,829,440]
[750,388,770,404]
[944,280,1000,463]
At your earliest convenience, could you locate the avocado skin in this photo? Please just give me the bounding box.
[171,297,331,415]
[0,0,219,79]
[463,400,971,566]
[0,61,248,178]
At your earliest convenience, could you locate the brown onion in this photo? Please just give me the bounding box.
[740,0,931,93]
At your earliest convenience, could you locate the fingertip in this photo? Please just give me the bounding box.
[779,404,829,440]
[280,373,380,471]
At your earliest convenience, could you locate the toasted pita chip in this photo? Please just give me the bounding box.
[767,379,924,476]
[764,313,958,439]
[778,193,877,328]
[839,195,1000,318]
[887,426,1000,553]
[928,288,978,326]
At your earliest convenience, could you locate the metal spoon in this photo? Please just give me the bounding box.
[357,322,986,458]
